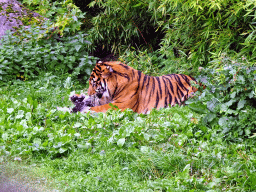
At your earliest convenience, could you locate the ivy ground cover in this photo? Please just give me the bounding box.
[0,73,256,191]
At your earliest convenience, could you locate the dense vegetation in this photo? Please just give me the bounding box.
[1,72,256,191]
[0,0,256,191]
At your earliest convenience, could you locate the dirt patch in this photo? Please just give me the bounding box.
[0,174,39,192]
[0,161,60,192]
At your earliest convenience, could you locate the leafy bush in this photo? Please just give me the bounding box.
[1,76,256,191]
[155,0,256,66]
[188,55,256,141]
[119,49,164,76]
[0,23,97,83]
[119,49,198,77]
[87,0,163,53]
[21,0,85,36]
[87,0,256,67]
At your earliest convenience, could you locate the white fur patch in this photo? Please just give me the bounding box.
[80,106,91,113]
[69,91,76,98]
[56,107,72,113]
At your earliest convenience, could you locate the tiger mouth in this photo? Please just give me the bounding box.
[96,92,103,99]
[91,87,111,106]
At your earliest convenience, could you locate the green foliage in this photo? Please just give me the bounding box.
[0,23,97,83]
[88,0,256,67]
[154,0,256,66]
[188,55,256,141]
[21,0,85,36]
[1,2,256,190]
[120,49,199,76]
[87,0,161,52]
[119,49,164,76]
[15,0,256,68]
[0,76,197,158]
[1,74,256,191]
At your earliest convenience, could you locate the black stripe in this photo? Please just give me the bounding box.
[163,76,174,93]
[115,85,128,96]
[181,74,197,87]
[177,84,184,98]
[132,98,139,111]
[114,93,124,100]
[113,70,130,81]
[120,63,130,69]
[137,71,142,82]
[166,74,175,78]
[175,75,188,92]
[162,77,170,107]
[173,76,182,99]
[152,76,155,93]
[103,78,107,90]
[112,75,118,96]
[154,91,159,108]
[163,76,173,105]
[141,75,148,94]
[134,71,142,94]
[132,70,135,80]
[155,77,162,99]
[145,76,151,94]
[180,74,190,85]
[169,91,173,106]
[130,71,142,99]
[164,96,168,108]
[146,78,155,106]
[174,97,179,105]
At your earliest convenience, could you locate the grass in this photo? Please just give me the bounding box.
[1,73,256,191]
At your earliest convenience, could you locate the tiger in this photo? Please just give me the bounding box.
[69,61,198,114]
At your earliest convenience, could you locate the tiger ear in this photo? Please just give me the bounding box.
[102,66,113,78]
[107,66,113,72]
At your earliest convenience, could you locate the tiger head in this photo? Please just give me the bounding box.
[88,61,120,106]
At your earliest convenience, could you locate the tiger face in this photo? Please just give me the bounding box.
[87,61,115,106]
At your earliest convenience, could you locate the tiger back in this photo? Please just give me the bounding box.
[83,61,198,114]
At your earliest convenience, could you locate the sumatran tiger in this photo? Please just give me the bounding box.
[68,61,198,114]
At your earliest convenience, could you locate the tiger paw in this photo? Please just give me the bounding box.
[69,94,93,113]
[70,93,86,104]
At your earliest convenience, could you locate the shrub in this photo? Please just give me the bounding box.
[119,48,200,77]
[0,22,97,83]
[119,49,164,76]
[188,55,256,141]
[21,0,85,36]
[152,0,256,66]
[88,0,256,67]
[87,0,163,53]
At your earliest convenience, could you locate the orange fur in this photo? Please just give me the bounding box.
[85,61,198,114]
